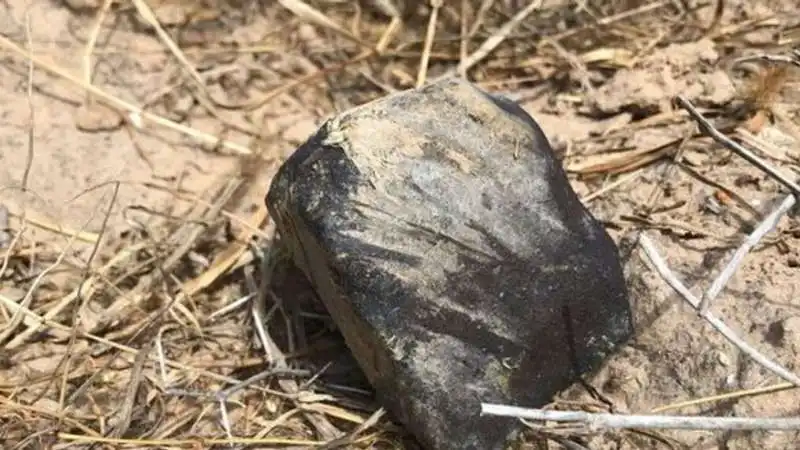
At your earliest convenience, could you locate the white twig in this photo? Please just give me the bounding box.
[0,216,88,344]
[700,194,797,311]
[249,268,281,365]
[241,239,284,364]
[639,234,800,386]
[676,94,800,313]
[480,403,800,431]
[218,397,234,442]
[733,53,800,69]
[208,292,255,319]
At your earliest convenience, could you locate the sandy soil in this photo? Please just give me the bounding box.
[1,0,800,449]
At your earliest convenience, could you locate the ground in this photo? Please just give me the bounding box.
[1,0,800,449]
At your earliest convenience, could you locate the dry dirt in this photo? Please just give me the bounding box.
[1,0,800,449]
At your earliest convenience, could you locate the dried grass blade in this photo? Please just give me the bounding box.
[450,0,542,77]
[278,0,371,50]
[0,34,252,155]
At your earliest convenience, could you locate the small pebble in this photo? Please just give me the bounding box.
[62,0,100,11]
[75,103,123,132]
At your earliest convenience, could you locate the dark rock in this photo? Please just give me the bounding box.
[265,78,633,450]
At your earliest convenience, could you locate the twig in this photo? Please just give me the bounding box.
[277,0,372,51]
[368,0,402,53]
[549,0,670,43]
[442,0,542,79]
[541,434,591,450]
[58,182,120,410]
[1,201,99,243]
[217,368,310,401]
[248,242,343,440]
[249,244,284,367]
[700,193,796,311]
[57,433,327,447]
[215,366,311,440]
[0,34,252,155]
[459,0,470,67]
[22,10,34,192]
[580,171,642,203]
[733,53,800,69]
[466,0,495,42]
[109,339,153,438]
[82,0,113,101]
[0,293,294,397]
[652,382,796,414]
[155,326,170,385]
[208,292,256,319]
[0,204,9,249]
[416,0,442,88]
[638,233,800,386]
[316,407,386,449]
[130,0,205,89]
[6,242,145,348]
[480,403,800,430]
[675,95,799,312]
[675,95,800,197]
[0,395,100,436]
[0,208,93,344]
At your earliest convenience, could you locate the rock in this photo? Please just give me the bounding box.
[265,78,633,450]
[74,102,123,132]
[61,0,101,11]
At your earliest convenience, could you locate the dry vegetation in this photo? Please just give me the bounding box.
[1,0,800,448]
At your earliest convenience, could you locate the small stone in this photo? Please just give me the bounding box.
[725,373,737,388]
[266,78,633,450]
[717,351,731,367]
[74,102,123,132]
[61,0,101,11]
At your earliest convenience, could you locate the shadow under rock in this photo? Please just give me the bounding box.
[262,255,374,396]
[259,254,424,448]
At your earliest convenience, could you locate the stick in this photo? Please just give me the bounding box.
[674,95,799,313]
[0,34,252,155]
[701,194,796,310]
[639,234,800,386]
[440,0,542,79]
[416,0,442,88]
[480,403,800,431]
[675,95,800,197]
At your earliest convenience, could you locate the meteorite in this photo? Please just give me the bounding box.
[266,78,633,450]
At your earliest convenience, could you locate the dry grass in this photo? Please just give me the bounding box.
[1,0,799,448]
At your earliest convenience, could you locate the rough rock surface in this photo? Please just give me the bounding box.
[265,78,634,450]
